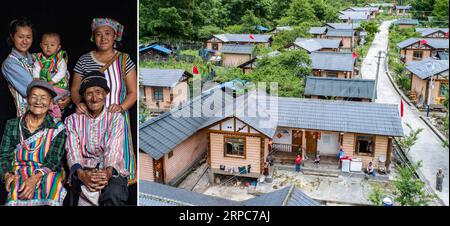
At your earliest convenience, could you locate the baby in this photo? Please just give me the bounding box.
[32,32,70,119]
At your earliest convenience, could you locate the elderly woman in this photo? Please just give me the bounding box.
[71,18,137,184]
[1,18,71,117]
[0,80,66,206]
[66,71,128,206]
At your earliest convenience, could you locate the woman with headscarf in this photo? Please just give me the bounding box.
[70,18,137,184]
[0,80,66,206]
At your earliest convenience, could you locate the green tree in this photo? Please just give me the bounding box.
[396,123,424,154]
[368,185,386,206]
[280,0,317,26]
[432,0,449,22]
[393,161,435,206]
[411,0,436,20]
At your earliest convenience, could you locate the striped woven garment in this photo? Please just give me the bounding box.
[6,119,66,206]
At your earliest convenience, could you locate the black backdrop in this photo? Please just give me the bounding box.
[0,0,137,205]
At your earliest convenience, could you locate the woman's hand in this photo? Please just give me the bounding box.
[76,102,88,115]
[108,104,124,113]
[18,173,43,200]
[4,173,18,193]
[57,96,71,110]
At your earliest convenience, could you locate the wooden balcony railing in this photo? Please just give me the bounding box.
[272,143,301,153]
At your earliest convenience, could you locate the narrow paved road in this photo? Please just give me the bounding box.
[361,20,449,205]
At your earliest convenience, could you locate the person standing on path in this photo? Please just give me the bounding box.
[295,154,302,172]
[436,168,444,192]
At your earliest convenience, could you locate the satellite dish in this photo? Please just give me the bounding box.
[379,155,386,163]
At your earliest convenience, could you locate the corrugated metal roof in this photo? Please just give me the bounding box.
[438,52,449,60]
[214,34,271,43]
[368,3,393,7]
[405,57,449,79]
[394,19,419,25]
[305,76,375,99]
[326,29,355,37]
[220,44,254,54]
[139,180,240,206]
[310,51,355,72]
[397,38,449,49]
[140,68,189,88]
[309,27,327,34]
[139,44,172,54]
[347,7,379,12]
[294,38,341,52]
[326,22,361,30]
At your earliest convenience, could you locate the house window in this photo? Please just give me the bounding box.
[327,71,338,78]
[212,43,219,50]
[224,137,245,158]
[413,51,423,60]
[168,151,174,159]
[355,135,375,156]
[440,83,448,97]
[153,88,163,101]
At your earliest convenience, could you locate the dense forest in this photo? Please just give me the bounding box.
[140,0,448,43]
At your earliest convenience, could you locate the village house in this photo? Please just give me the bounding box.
[286,38,342,53]
[395,5,412,15]
[397,38,449,63]
[237,51,281,74]
[339,11,370,23]
[139,89,404,184]
[308,27,328,38]
[416,28,449,39]
[311,51,357,78]
[205,34,272,54]
[343,7,379,19]
[393,19,420,29]
[405,57,449,107]
[220,44,255,67]
[325,29,357,51]
[139,180,320,206]
[139,68,192,114]
[139,43,172,62]
[304,76,375,102]
[368,3,394,14]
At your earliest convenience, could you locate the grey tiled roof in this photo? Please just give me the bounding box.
[368,3,393,7]
[438,52,449,60]
[140,181,320,206]
[394,19,419,25]
[293,38,341,52]
[140,68,190,88]
[305,76,375,99]
[326,22,361,30]
[405,57,449,79]
[416,28,449,37]
[397,38,449,49]
[347,7,379,12]
[310,51,355,72]
[339,11,369,20]
[139,180,240,206]
[266,97,404,137]
[214,34,271,43]
[243,185,320,206]
[220,44,254,54]
[326,29,355,37]
[309,27,327,34]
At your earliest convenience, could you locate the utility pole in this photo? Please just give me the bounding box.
[373,51,385,101]
[426,62,435,117]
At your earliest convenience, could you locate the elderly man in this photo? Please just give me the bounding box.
[65,71,128,206]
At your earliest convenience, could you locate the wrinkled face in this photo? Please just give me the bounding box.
[27,88,52,116]
[93,26,116,51]
[11,26,33,54]
[40,35,61,57]
[83,86,107,113]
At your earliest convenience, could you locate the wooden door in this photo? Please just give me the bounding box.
[153,158,164,183]
[291,130,303,153]
[306,132,317,157]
